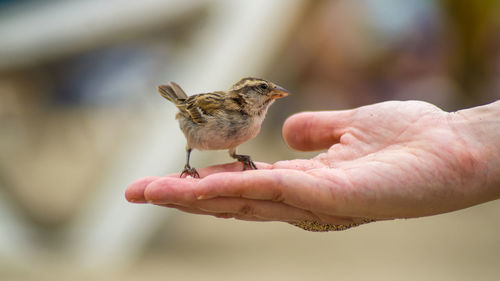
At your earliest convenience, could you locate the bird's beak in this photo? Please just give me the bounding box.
[270,85,289,99]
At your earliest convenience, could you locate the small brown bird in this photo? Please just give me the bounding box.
[158,77,289,178]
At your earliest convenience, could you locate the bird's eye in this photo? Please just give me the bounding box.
[259,83,268,90]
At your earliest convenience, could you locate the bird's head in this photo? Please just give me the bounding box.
[229,77,289,116]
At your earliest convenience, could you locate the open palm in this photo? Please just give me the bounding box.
[126,101,492,230]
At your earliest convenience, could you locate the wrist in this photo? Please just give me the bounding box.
[451,101,500,199]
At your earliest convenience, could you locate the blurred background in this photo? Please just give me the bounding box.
[0,0,499,280]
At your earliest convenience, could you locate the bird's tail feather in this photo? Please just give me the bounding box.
[158,82,188,104]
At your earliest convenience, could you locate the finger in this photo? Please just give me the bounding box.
[125,162,272,202]
[143,169,372,220]
[158,199,354,225]
[194,169,352,217]
[144,171,311,220]
[157,203,260,220]
[182,197,317,222]
[196,161,272,177]
[143,176,316,221]
[143,176,200,204]
[282,110,354,151]
[125,174,191,203]
[157,203,268,221]
[193,198,363,224]
[163,161,272,178]
[125,177,161,203]
[194,169,313,202]
[158,204,216,216]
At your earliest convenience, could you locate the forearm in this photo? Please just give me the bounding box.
[452,100,500,199]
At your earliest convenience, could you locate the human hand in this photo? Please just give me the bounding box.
[126,100,499,231]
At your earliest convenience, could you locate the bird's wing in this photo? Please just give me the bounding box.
[185,92,226,124]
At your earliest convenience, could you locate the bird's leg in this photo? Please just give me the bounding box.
[180,148,199,178]
[229,148,257,171]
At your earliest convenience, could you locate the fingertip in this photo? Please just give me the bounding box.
[282,110,353,151]
[282,112,314,151]
[143,176,198,204]
[125,176,160,203]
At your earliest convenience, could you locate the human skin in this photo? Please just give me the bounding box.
[125,100,500,229]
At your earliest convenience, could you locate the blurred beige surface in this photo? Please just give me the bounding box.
[1,199,499,281]
[135,202,500,281]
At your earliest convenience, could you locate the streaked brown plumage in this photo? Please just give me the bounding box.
[158,77,289,177]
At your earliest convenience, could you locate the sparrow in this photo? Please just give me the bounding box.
[158,77,289,178]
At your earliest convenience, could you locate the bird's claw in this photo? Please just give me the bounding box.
[243,159,257,170]
[235,155,257,171]
[180,165,200,178]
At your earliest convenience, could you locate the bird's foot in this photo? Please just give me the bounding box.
[234,154,257,171]
[180,165,200,178]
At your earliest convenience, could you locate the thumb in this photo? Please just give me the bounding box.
[282,110,354,151]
